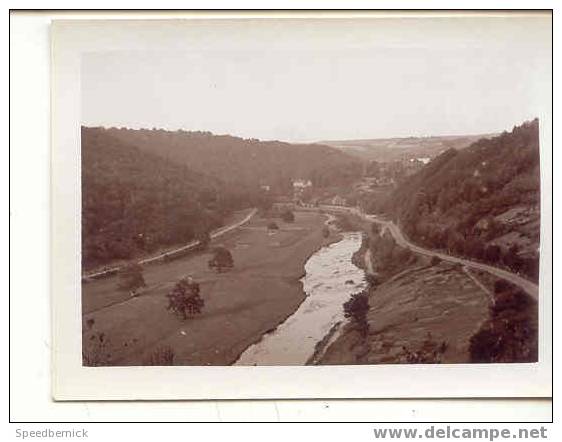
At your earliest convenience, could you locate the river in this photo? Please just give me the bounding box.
[234,232,367,365]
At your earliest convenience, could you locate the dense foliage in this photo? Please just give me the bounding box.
[98,127,363,193]
[166,277,205,320]
[469,281,537,363]
[82,126,361,270]
[82,128,229,270]
[343,291,370,336]
[381,119,540,280]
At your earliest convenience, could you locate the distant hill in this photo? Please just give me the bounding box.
[321,133,497,163]
[380,119,540,281]
[101,127,363,192]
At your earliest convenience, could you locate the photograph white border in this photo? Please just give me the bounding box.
[50,11,553,401]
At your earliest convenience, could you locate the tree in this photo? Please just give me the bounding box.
[322,225,330,238]
[117,262,146,292]
[343,291,370,336]
[208,247,234,272]
[166,277,204,320]
[268,221,279,230]
[280,209,295,223]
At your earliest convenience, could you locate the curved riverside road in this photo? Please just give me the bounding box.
[320,205,539,300]
[84,208,258,280]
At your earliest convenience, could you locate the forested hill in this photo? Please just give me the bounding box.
[82,128,233,270]
[82,126,361,270]
[382,119,541,281]
[95,126,363,192]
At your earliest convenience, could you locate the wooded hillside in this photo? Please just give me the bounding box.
[381,119,541,280]
[82,128,229,270]
[82,126,361,270]
[100,127,362,192]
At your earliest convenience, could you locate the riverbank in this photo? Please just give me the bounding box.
[316,228,492,364]
[234,231,365,365]
[82,210,339,366]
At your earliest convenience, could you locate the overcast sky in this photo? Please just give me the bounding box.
[81,15,551,142]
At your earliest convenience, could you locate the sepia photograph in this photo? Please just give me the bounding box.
[78,15,547,368]
[45,10,552,400]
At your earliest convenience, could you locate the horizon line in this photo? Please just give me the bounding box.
[81,117,537,145]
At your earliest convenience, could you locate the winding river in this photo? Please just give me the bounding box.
[234,232,367,365]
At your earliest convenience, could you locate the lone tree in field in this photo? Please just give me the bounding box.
[117,262,146,292]
[166,277,204,320]
[280,209,295,223]
[208,247,234,273]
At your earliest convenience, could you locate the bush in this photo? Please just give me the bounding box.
[268,221,279,230]
[166,277,204,319]
[280,209,295,223]
[322,226,330,238]
[492,288,531,316]
[117,262,146,292]
[469,314,537,363]
[343,291,370,336]
[430,255,442,266]
[469,284,537,363]
[208,247,234,272]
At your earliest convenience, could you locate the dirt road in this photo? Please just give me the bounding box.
[84,208,257,280]
[320,205,539,300]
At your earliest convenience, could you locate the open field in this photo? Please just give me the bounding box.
[82,210,337,366]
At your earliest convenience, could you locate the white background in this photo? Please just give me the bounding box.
[5,0,559,436]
